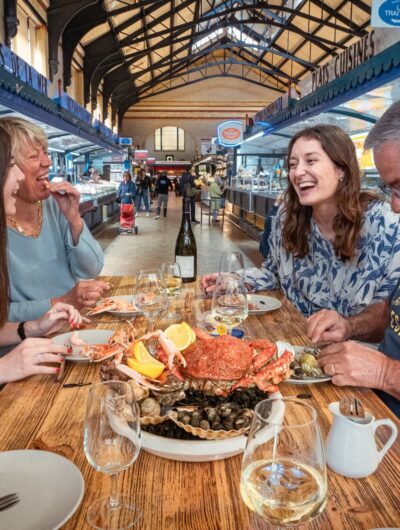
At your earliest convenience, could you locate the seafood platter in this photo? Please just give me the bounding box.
[64,322,294,460]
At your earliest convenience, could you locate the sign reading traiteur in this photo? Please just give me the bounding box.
[372,0,400,27]
[217,121,244,147]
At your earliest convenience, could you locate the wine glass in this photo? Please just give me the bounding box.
[161,262,183,297]
[161,262,183,320]
[84,381,142,529]
[211,275,248,335]
[134,269,169,353]
[240,397,327,527]
[218,251,246,279]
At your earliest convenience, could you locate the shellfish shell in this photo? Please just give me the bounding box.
[140,414,169,426]
[168,408,252,440]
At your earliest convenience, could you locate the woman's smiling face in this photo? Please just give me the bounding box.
[288,137,343,208]
[4,160,25,216]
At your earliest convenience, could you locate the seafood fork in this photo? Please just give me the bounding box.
[0,493,19,512]
[339,396,367,423]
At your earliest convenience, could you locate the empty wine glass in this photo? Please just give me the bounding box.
[240,397,327,527]
[211,274,248,335]
[84,381,141,529]
[218,251,246,279]
[134,269,169,353]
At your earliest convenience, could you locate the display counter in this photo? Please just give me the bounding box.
[75,182,118,230]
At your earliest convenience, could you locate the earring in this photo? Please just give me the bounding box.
[339,176,344,182]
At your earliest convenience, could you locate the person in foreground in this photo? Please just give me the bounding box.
[307,102,400,415]
[0,128,86,383]
[202,125,400,318]
[0,117,109,322]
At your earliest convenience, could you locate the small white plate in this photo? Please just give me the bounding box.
[286,346,332,385]
[52,329,114,362]
[93,295,140,316]
[0,450,84,530]
[141,392,282,461]
[247,295,282,314]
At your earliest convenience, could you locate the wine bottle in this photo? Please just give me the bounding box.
[175,198,197,283]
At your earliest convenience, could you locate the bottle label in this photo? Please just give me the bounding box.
[176,255,195,278]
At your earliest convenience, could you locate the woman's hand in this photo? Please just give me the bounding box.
[0,338,69,384]
[26,303,89,337]
[48,182,84,244]
[200,273,219,295]
[52,280,111,309]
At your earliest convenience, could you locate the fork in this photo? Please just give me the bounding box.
[339,396,366,423]
[0,493,19,512]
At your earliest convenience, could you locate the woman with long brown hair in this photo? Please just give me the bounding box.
[202,125,400,318]
[0,128,85,384]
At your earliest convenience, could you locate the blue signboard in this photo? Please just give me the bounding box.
[0,43,49,95]
[372,0,400,26]
[120,137,132,146]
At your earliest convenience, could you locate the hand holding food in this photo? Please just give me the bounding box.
[307,309,352,343]
[0,338,69,384]
[27,302,89,336]
[52,280,111,309]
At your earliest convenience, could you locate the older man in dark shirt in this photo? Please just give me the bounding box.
[306,100,400,417]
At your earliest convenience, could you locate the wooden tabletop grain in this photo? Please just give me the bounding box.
[1,276,399,530]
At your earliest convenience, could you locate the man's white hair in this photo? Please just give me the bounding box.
[365,100,400,150]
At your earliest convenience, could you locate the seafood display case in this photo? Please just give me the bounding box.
[75,182,118,229]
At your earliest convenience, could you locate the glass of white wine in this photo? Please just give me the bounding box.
[161,262,183,297]
[211,275,248,335]
[84,381,141,529]
[134,270,169,353]
[240,397,327,527]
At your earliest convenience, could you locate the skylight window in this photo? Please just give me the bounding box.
[193,28,224,52]
[227,27,258,46]
[192,26,258,52]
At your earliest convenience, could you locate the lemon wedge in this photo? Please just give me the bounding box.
[180,321,196,344]
[127,341,165,379]
[164,323,194,351]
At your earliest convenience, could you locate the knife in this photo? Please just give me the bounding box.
[63,382,92,388]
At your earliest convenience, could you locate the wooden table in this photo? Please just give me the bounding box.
[1,276,400,529]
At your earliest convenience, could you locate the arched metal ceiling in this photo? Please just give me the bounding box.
[47,0,372,126]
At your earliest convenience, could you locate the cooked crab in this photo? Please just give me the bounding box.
[180,330,293,395]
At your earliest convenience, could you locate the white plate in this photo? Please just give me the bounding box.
[52,329,114,362]
[286,346,332,385]
[0,450,84,530]
[93,295,140,316]
[141,392,282,462]
[247,295,282,314]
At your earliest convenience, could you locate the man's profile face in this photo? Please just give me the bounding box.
[374,142,400,213]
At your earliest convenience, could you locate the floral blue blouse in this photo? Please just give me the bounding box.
[243,201,400,317]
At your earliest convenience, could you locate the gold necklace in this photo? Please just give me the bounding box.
[8,201,43,238]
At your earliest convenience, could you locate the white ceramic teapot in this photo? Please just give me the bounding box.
[325,402,398,479]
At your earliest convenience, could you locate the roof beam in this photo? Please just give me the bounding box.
[138,59,288,95]
[62,3,108,88]
[137,73,283,102]
[47,0,97,80]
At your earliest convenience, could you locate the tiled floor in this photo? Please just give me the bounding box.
[97,194,263,276]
